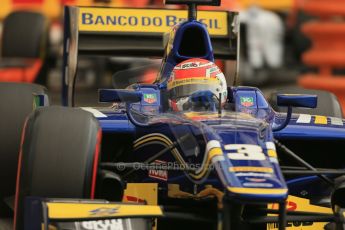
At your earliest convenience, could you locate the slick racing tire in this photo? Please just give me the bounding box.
[0,82,47,217]
[14,106,101,230]
[269,87,343,118]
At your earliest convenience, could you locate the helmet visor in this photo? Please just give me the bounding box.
[167,78,221,100]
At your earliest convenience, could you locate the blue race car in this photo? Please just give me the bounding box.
[1,1,345,229]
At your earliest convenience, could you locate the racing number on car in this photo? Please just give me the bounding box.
[226,144,266,161]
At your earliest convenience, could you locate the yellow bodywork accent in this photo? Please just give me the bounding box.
[229,167,273,173]
[123,183,158,230]
[228,187,287,195]
[123,183,158,205]
[190,147,222,180]
[168,184,193,198]
[267,195,332,230]
[267,150,277,158]
[209,147,222,159]
[183,111,254,120]
[168,184,224,209]
[314,116,327,125]
[183,112,220,119]
[46,203,162,219]
[78,8,228,36]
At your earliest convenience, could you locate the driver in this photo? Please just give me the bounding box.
[167,58,227,111]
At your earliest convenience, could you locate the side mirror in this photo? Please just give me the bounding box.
[277,94,317,108]
[99,89,142,103]
[273,94,317,132]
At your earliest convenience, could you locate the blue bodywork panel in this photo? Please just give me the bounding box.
[94,86,290,203]
[93,82,345,205]
[61,4,345,211]
[275,114,345,140]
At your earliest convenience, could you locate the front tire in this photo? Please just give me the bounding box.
[14,106,101,229]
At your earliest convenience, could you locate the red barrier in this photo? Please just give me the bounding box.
[298,0,345,115]
[0,59,42,83]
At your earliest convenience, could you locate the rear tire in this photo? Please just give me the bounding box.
[0,82,47,217]
[14,106,101,229]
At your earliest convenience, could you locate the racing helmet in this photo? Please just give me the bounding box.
[167,58,227,111]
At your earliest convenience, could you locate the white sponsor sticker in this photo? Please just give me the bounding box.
[226,144,266,161]
[80,219,124,230]
[330,117,344,126]
[296,114,311,124]
[235,172,273,178]
[243,182,274,188]
[266,142,276,151]
[211,155,225,164]
[269,157,279,164]
[149,160,168,181]
[81,107,107,118]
